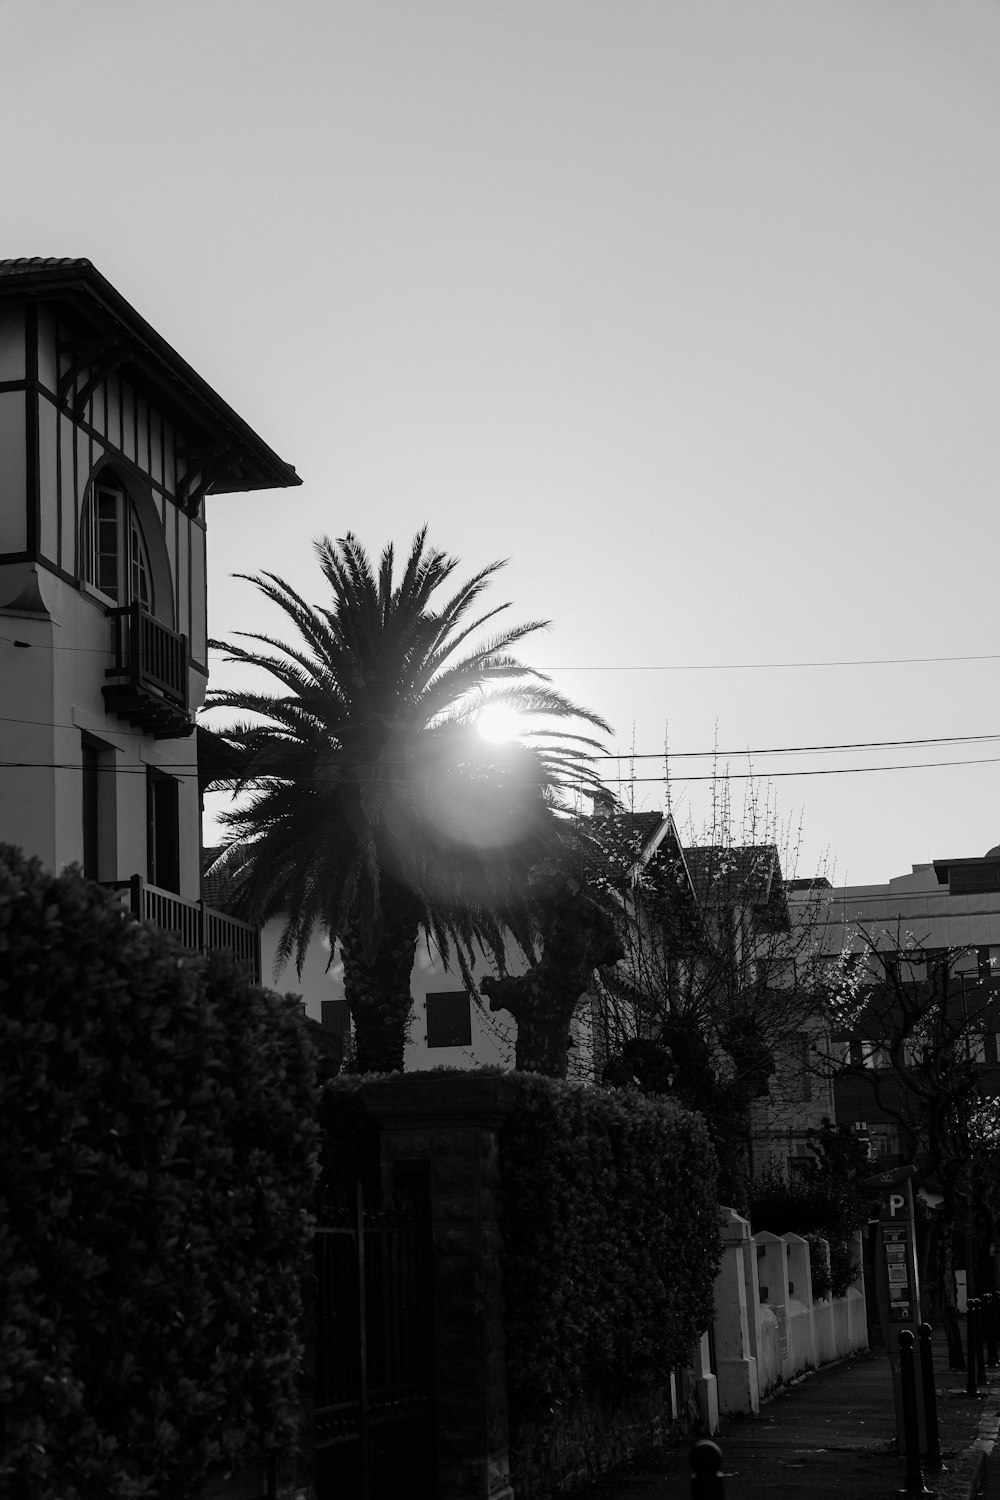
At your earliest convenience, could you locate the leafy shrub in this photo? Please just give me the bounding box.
[0,847,320,1500]
[804,1232,833,1301]
[748,1162,865,1299]
[749,1121,869,1298]
[499,1074,720,1416]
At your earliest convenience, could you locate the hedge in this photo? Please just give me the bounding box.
[747,1164,864,1299]
[499,1074,721,1417]
[0,847,320,1500]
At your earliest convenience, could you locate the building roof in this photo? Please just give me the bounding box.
[0,258,300,496]
[590,809,664,857]
[933,854,1000,875]
[682,843,790,930]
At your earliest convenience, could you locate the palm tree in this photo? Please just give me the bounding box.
[204,528,610,1073]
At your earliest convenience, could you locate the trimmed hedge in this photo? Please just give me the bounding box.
[747,1167,863,1299]
[499,1075,721,1416]
[0,847,320,1500]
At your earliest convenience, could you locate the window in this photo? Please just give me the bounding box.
[966,1033,987,1064]
[902,1037,927,1068]
[860,1040,891,1070]
[146,769,180,893]
[82,477,153,609]
[425,991,472,1049]
[870,1127,898,1158]
[321,1000,351,1038]
[82,738,101,879]
[978,947,1000,982]
[81,732,115,880]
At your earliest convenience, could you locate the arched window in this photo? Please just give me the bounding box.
[81,476,153,610]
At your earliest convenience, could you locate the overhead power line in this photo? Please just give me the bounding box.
[597,733,1000,761]
[3,708,1000,762]
[6,754,1000,782]
[600,755,1000,783]
[536,654,1000,672]
[4,633,1000,673]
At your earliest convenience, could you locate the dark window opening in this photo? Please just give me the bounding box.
[950,864,1000,896]
[321,1000,351,1037]
[147,770,180,893]
[81,733,115,881]
[426,991,472,1049]
[82,738,100,880]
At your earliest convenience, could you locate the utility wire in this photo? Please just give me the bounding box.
[600,755,1000,782]
[596,733,1000,761]
[4,633,1000,673]
[531,654,1000,671]
[3,708,1000,762]
[7,754,1000,782]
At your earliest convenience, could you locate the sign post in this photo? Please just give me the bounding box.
[864,1164,925,1453]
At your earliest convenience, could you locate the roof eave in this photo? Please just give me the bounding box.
[0,258,300,494]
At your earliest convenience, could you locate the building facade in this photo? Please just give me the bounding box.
[0,258,299,971]
[810,851,1000,1164]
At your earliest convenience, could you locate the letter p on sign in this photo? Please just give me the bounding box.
[889,1193,905,1217]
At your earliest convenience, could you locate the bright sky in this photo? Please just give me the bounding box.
[5,0,1000,887]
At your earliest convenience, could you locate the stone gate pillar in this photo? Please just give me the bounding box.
[362,1073,518,1500]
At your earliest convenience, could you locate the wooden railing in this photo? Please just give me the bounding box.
[103,603,191,737]
[114,874,261,982]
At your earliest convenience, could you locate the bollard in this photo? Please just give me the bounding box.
[986,1292,999,1369]
[690,1438,725,1500]
[966,1298,979,1399]
[898,1331,931,1495]
[975,1297,987,1384]
[917,1323,942,1469]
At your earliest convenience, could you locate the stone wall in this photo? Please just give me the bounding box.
[509,1377,695,1499]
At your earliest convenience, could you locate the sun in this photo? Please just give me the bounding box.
[476,701,523,744]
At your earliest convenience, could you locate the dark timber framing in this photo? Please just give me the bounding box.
[25,304,39,560]
[0,259,300,497]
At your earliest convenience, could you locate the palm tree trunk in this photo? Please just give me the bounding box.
[340,887,421,1073]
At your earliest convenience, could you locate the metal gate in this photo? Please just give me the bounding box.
[313,1189,436,1498]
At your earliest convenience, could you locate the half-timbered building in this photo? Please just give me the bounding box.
[0,257,299,972]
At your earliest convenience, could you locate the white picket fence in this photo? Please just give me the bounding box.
[692,1208,869,1432]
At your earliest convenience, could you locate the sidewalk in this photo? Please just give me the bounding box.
[566,1325,1000,1500]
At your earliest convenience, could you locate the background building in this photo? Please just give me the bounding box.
[811,851,1000,1164]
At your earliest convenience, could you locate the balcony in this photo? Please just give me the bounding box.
[114,874,261,982]
[103,602,193,739]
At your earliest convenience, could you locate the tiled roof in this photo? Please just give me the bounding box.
[682,843,789,929]
[201,842,249,909]
[591,810,664,857]
[0,257,93,276]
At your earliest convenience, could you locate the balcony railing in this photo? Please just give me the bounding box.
[103,602,192,739]
[114,874,261,982]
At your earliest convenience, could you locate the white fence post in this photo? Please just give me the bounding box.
[712,1209,760,1416]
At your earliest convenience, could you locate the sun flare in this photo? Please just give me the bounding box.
[476,702,523,744]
